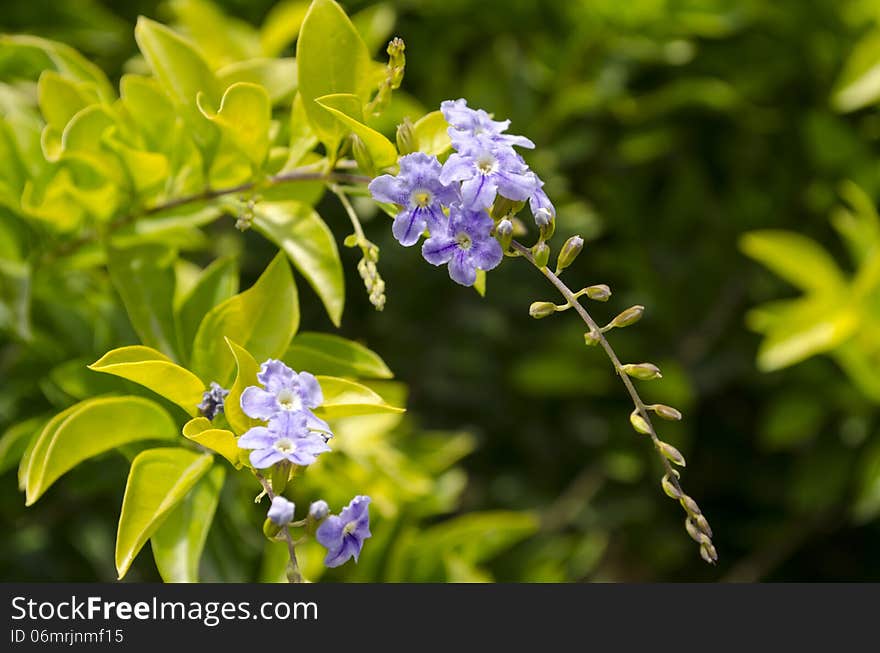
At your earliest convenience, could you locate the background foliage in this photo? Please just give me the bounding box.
[4,0,880,581]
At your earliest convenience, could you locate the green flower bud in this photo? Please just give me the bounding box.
[584,330,601,346]
[585,284,611,302]
[532,241,550,268]
[495,218,513,251]
[386,37,406,88]
[661,474,681,499]
[620,363,663,380]
[657,441,686,467]
[651,404,682,421]
[396,116,418,155]
[630,409,651,435]
[685,517,701,543]
[700,542,718,564]
[555,235,584,273]
[352,134,376,177]
[610,305,645,328]
[680,494,700,516]
[694,514,712,538]
[262,517,283,541]
[529,301,557,319]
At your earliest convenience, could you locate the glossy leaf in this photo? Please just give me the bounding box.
[88,346,206,416]
[315,93,398,167]
[413,110,452,156]
[740,230,845,294]
[217,58,297,105]
[115,448,213,579]
[182,417,244,467]
[198,82,271,166]
[24,397,178,505]
[224,338,262,435]
[151,463,225,582]
[253,201,343,326]
[313,375,405,419]
[175,257,239,362]
[285,332,391,378]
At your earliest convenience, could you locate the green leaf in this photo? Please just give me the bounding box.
[740,230,846,294]
[253,201,343,326]
[287,93,319,167]
[89,346,206,417]
[191,252,299,386]
[134,17,220,151]
[315,93,398,168]
[151,463,225,582]
[119,74,177,149]
[37,70,99,131]
[107,244,180,360]
[833,29,880,113]
[285,332,391,378]
[24,397,178,505]
[260,0,309,57]
[413,110,452,156]
[182,417,244,467]
[198,82,271,167]
[175,257,239,362]
[313,375,405,419]
[217,58,297,105]
[297,0,376,152]
[115,447,213,579]
[0,416,46,475]
[224,338,262,435]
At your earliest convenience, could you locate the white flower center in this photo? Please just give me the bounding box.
[455,232,472,250]
[476,154,496,174]
[274,438,295,454]
[343,521,358,536]
[276,388,302,411]
[411,189,433,207]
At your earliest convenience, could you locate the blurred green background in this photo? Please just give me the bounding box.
[4,0,880,581]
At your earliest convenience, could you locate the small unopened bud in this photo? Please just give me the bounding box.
[610,305,645,328]
[555,236,583,273]
[386,37,406,88]
[651,404,682,421]
[529,301,557,319]
[308,499,329,522]
[352,134,376,176]
[584,330,600,346]
[685,517,701,543]
[531,241,550,268]
[585,284,611,302]
[661,474,681,499]
[657,441,686,467]
[263,518,283,540]
[700,542,718,564]
[495,218,513,251]
[694,514,712,538]
[396,117,417,155]
[537,211,555,240]
[680,494,700,516]
[630,409,651,435]
[620,363,663,380]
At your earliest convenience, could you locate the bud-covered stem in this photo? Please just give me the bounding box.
[510,239,716,563]
[253,470,303,583]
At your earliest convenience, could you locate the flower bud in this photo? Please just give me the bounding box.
[529,301,557,319]
[308,499,329,522]
[495,218,513,251]
[583,330,601,346]
[620,363,662,380]
[661,474,681,499]
[584,284,611,302]
[610,305,645,328]
[657,441,686,467]
[630,409,651,435]
[700,542,718,564]
[651,404,682,421]
[685,517,701,543]
[491,196,523,221]
[263,518,283,540]
[531,241,550,268]
[694,514,712,538]
[555,236,583,273]
[352,134,376,177]
[537,211,555,240]
[386,37,406,88]
[396,116,418,155]
[680,494,700,516]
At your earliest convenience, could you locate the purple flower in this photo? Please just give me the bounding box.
[238,411,331,468]
[240,359,331,436]
[439,135,535,210]
[267,496,295,525]
[315,495,372,568]
[441,98,534,149]
[368,152,459,246]
[198,382,229,420]
[421,206,503,286]
[308,499,329,521]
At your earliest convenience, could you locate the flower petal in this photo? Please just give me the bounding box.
[296,371,323,408]
[257,359,296,394]
[448,248,477,286]
[470,235,503,271]
[238,426,275,449]
[460,174,497,210]
[392,208,427,247]
[240,386,278,420]
[368,174,406,204]
[422,235,458,266]
[439,153,474,185]
[249,447,284,469]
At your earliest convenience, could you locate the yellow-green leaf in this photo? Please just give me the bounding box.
[151,463,225,582]
[198,82,271,167]
[217,58,297,105]
[224,339,262,435]
[182,417,243,467]
[37,70,98,131]
[315,93,398,168]
[314,375,405,419]
[89,346,205,416]
[413,110,451,157]
[175,257,239,362]
[115,447,213,579]
[285,332,391,378]
[24,396,178,505]
[740,230,846,294]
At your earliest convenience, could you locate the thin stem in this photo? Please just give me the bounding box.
[330,183,366,243]
[511,239,716,562]
[253,470,303,583]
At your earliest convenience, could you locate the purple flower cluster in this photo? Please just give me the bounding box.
[238,360,332,469]
[370,99,554,286]
[315,496,372,567]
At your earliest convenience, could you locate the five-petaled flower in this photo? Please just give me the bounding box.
[315,496,372,568]
[238,411,331,468]
[267,496,295,526]
[368,152,458,246]
[422,205,503,286]
[241,359,331,435]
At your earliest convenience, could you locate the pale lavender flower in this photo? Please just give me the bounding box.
[267,496,295,525]
[315,495,372,568]
[368,152,459,246]
[421,205,503,286]
[240,359,331,436]
[441,98,534,149]
[238,412,330,469]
